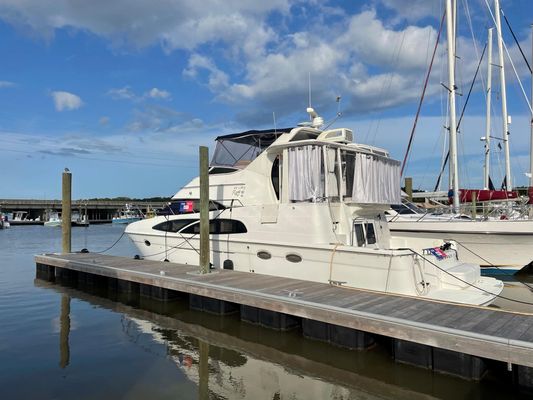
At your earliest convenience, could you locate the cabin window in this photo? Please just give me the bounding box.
[354,223,365,247]
[179,219,248,235]
[257,251,272,260]
[353,221,378,247]
[154,218,247,234]
[271,155,280,201]
[153,219,197,233]
[209,167,238,174]
[365,223,376,245]
[286,253,302,263]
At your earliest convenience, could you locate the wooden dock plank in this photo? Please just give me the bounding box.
[34,253,533,369]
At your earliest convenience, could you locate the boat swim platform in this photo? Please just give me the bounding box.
[35,252,533,387]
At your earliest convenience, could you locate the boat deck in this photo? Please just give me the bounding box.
[35,252,533,369]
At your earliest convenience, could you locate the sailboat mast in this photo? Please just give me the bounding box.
[530,22,533,187]
[484,28,493,190]
[529,23,533,216]
[446,0,460,211]
[494,0,512,190]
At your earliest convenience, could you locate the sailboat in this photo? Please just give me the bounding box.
[389,0,533,274]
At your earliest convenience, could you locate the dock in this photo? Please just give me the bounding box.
[35,252,533,388]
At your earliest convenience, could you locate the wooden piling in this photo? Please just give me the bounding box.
[62,169,72,254]
[199,146,210,274]
[404,177,413,202]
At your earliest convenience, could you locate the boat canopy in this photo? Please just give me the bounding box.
[211,128,292,168]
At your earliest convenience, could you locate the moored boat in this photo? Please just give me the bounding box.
[113,204,143,224]
[126,108,503,306]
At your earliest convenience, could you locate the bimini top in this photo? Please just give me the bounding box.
[211,128,293,168]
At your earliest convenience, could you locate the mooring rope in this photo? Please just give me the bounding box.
[398,247,533,306]
[93,229,126,254]
[451,240,533,292]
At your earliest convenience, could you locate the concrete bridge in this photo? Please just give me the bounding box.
[0,199,168,224]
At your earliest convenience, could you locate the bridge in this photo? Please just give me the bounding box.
[0,199,168,224]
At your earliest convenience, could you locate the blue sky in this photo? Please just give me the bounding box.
[0,0,532,199]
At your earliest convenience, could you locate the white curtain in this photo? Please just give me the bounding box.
[325,147,339,198]
[352,153,401,204]
[288,146,324,201]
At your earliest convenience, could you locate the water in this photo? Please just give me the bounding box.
[1,225,533,399]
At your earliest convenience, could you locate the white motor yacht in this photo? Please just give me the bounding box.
[126,109,503,306]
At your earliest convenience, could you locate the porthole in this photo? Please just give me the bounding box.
[257,251,271,260]
[285,253,302,263]
[144,240,151,246]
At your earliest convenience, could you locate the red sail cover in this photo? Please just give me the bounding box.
[452,189,518,203]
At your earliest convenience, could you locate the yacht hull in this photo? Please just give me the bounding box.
[389,219,533,273]
[126,231,503,306]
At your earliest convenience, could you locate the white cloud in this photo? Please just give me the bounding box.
[145,88,171,100]
[107,86,136,100]
[51,91,83,111]
[184,54,229,92]
[0,0,290,51]
[0,80,15,88]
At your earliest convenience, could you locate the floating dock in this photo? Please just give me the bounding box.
[35,252,533,388]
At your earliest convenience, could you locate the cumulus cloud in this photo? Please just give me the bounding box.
[1,0,524,128]
[184,54,229,92]
[51,91,83,111]
[0,0,289,51]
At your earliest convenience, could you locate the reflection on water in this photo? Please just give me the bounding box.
[1,225,533,399]
[59,294,70,369]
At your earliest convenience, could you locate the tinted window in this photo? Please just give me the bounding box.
[153,219,197,232]
[209,167,238,174]
[365,223,376,244]
[179,219,247,235]
[354,223,365,246]
[271,156,280,200]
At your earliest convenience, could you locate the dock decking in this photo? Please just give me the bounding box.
[35,252,533,380]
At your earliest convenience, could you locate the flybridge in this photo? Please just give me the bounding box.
[211,128,292,168]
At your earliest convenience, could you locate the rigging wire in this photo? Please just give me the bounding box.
[483,0,533,115]
[433,41,487,191]
[401,10,446,177]
[501,9,532,74]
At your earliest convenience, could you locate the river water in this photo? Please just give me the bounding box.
[1,224,533,399]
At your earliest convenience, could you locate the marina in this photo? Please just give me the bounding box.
[34,251,533,386]
[2,0,533,398]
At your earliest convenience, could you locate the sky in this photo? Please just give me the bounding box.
[0,0,532,199]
